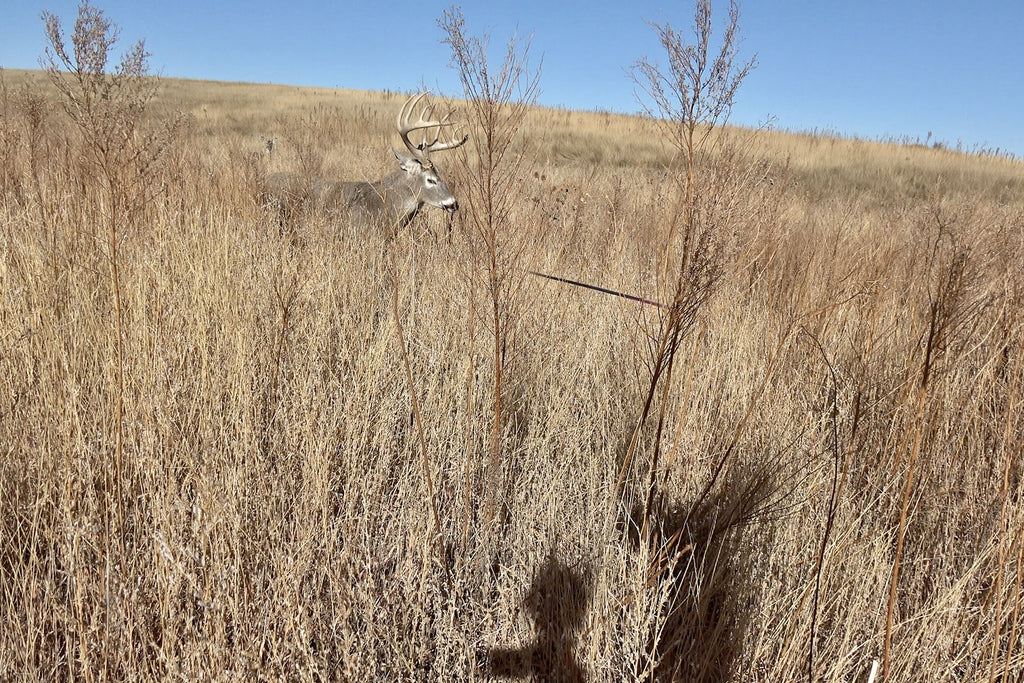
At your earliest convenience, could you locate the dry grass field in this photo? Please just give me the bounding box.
[1,21,1023,681]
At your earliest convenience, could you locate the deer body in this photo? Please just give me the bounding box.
[265,153,458,231]
[264,93,467,233]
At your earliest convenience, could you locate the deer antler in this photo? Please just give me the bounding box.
[396,91,469,165]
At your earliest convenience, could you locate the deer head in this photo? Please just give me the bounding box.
[393,92,469,212]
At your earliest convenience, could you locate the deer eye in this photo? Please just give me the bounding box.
[425,176,438,187]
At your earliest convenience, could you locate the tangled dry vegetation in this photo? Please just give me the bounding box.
[1,7,1023,682]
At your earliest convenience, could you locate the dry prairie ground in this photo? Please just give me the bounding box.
[1,65,1023,681]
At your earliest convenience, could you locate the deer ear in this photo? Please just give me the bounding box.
[393,149,424,174]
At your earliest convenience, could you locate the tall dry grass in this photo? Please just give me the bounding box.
[1,6,1023,681]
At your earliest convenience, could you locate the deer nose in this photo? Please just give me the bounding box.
[444,199,459,212]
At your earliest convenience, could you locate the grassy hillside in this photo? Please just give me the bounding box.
[1,65,1023,681]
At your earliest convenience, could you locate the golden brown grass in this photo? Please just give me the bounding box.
[1,62,1023,681]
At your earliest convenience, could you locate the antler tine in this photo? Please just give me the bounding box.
[425,127,470,152]
[396,91,431,162]
[418,104,440,150]
[418,111,452,150]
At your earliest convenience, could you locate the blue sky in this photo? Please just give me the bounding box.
[3,0,1023,156]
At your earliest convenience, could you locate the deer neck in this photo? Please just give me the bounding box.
[379,170,423,226]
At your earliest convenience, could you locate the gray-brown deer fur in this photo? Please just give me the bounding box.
[264,92,467,233]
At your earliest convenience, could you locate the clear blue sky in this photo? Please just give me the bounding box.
[3,0,1023,156]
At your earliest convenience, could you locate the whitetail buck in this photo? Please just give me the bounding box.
[264,92,468,234]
